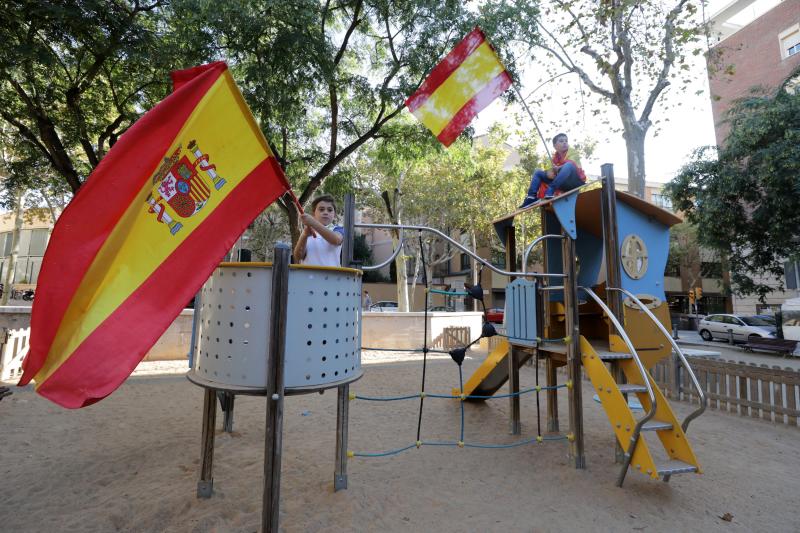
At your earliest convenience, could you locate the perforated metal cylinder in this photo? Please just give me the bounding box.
[193,262,363,392]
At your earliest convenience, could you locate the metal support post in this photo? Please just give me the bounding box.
[600,164,625,464]
[503,225,521,433]
[197,387,216,498]
[562,229,585,469]
[334,384,350,490]
[333,193,356,492]
[342,193,355,267]
[546,357,559,432]
[220,392,235,433]
[262,244,290,533]
[188,289,202,368]
[508,347,521,434]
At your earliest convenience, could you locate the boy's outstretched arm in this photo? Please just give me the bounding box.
[301,214,343,246]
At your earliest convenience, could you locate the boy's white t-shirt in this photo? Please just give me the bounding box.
[301,225,344,267]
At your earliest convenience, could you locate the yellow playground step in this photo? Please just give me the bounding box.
[580,335,701,481]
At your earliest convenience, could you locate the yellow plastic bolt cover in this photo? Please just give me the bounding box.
[565,379,573,389]
[347,451,354,458]
[566,433,575,442]
[416,440,422,448]
[419,392,426,398]
[536,435,543,443]
[457,441,465,448]
[348,392,356,400]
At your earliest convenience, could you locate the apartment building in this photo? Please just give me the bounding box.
[706,0,800,314]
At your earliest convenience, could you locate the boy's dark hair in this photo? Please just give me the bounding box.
[311,194,337,213]
[552,133,568,146]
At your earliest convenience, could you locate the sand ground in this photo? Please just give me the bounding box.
[1,351,799,532]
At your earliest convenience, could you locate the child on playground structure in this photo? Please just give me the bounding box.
[520,133,586,208]
[293,195,344,267]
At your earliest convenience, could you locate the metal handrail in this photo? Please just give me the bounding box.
[356,223,566,279]
[579,286,657,487]
[522,234,564,274]
[607,288,707,432]
[361,231,405,271]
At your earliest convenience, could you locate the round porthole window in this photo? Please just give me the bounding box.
[620,234,648,280]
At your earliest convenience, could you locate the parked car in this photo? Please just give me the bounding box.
[369,301,399,312]
[427,305,453,312]
[698,314,777,343]
[486,307,504,324]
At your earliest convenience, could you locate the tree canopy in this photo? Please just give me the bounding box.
[0,1,207,194]
[0,0,542,244]
[517,0,708,196]
[666,75,800,299]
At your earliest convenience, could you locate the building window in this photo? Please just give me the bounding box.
[700,261,722,278]
[786,260,800,290]
[651,193,673,211]
[460,253,471,271]
[665,255,681,277]
[779,25,800,59]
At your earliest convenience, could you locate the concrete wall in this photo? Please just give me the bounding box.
[361,311,484,349]
[0,307,484,361]
[0,307,195,361]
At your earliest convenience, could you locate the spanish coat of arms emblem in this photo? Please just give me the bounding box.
[145,140,227,235]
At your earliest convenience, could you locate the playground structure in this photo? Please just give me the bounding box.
[184,167,707,530]
[467,164,706,484]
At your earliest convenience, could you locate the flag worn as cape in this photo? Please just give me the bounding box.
[405,27,512,147]
[19,62,291,408]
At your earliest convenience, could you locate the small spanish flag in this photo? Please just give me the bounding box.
[406,27,512,147]
[19,62,291,408]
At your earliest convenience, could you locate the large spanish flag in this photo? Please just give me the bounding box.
[405,27,512,147]
[19,62,291,408]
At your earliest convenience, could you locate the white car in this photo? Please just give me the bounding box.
[369,301,398,312]
[698,314,777,343]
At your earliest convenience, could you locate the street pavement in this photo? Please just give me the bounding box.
[674,329,800,371]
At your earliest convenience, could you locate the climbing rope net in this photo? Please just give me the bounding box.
[351,234,572,458]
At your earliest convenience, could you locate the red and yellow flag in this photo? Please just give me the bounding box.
[19,62,291,408]
[405,27,512,147]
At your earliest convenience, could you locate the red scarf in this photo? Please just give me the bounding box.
[552,150,586,182]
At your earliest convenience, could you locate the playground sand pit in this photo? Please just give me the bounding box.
[2,351,799,532]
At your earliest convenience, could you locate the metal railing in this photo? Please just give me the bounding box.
[579,286,657,487]
[522,234,564,274]
[356,223,566,279]
[608,288,707,433]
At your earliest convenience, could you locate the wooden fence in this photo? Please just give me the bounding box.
[492,333,800,429]
[0,327,30,382]
[431,327,471,351]
[649,356,800,427]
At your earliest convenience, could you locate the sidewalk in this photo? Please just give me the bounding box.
[673,329,706,346]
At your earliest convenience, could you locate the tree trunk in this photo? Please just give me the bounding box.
[2,192,25,305]
[470,230,479,312]
[394,241,410,312]
[622,124,647,198]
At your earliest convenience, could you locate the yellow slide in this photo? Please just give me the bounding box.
[454,339,535,399]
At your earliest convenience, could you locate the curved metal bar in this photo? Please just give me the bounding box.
[522,234,565,274]
[608,288,707,432]
[578,286,657,487]
[356,223,566,279]
[361,231,404,271]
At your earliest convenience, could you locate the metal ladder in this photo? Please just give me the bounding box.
[580,287,705,486]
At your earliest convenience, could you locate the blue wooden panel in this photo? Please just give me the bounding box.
[505,278,538,346]
[544,211,602,302]
[616,202,670,301]
[552,192,578,239]
[576,229,603,289]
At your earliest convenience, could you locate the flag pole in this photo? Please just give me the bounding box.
[511,84,553,163]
